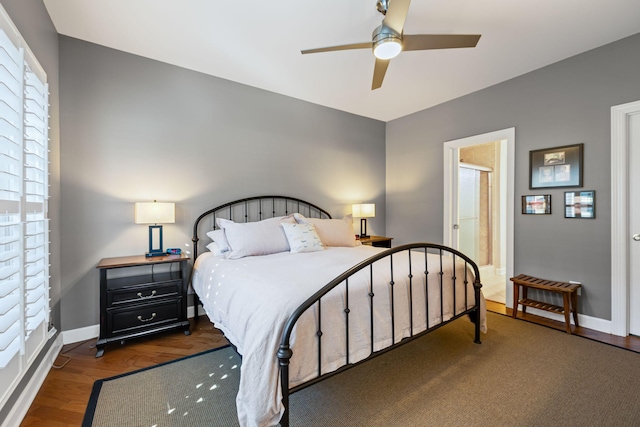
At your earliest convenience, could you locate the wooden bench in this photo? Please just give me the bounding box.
[510,274,581,334]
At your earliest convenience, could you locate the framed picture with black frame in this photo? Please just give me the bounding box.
[565,190,595,218]
[522,194,552,215]
[529,143,583,189]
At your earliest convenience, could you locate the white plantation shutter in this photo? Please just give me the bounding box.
[0,4,50,410]
[23,61,49,340]
[0,22,24,370]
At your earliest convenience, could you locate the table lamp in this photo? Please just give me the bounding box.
[135,201,175,257]
[352,203,375,238]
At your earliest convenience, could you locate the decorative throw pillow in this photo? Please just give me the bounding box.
[294,213,359,247]
[216,215,296,259]
[206,229,231,253]
[206,242,228,257]
[281,222,325,253]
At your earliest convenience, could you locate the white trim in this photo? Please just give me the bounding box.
[187,304,203,320]
[0,334,63,427]
[61,305,205,345]
[521,307,612,334]
[62,324,99,345]
[610,100,640,337]
[444,128,516,307]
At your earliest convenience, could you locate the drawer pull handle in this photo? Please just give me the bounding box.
[137,290,157,299]
[137,313,157,323]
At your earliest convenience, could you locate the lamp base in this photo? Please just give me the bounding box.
[146,225,165,258]
[145,251,165,258]
[359,218,369,239]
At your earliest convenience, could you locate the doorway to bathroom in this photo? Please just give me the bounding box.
[443,128,515,306]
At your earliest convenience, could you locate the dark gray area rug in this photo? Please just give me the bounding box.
[84,313,640,426]
[83,346,241,427]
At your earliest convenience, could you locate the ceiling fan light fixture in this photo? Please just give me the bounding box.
[373,36,402,59]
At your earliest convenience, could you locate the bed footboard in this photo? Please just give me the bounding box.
[277,243,482,427]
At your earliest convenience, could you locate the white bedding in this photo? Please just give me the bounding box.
[192,245,486,427]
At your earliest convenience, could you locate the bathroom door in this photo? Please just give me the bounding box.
[458,166,480,263]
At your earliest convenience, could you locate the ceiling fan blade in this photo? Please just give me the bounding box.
[402,34,481,51]
[372,58,390,90]
[301,42,372,54]
[383,0,412,34]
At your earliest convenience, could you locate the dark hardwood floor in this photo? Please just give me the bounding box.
[19,304,640,426]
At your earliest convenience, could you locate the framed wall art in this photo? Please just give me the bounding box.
[522,194,551,215]
[565,190,595,218]
[529,143,583,189]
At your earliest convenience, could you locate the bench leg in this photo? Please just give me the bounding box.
[562,293,572,334]
[512,283,520,318]
[522,287,528,314]
[571,291,579,327]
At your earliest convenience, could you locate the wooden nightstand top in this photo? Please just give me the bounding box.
[97,253,190,269]
[359,236,393,248]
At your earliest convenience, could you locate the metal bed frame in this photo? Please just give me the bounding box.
[191,196,482,427]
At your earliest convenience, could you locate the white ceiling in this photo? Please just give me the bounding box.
[43,0,640,122]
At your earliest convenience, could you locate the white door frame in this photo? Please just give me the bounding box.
[611,100,640,336]
[443,127,515,306]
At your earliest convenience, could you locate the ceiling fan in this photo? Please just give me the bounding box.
[301,0,481,90]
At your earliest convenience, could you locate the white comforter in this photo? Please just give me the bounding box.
[192,246,486,427]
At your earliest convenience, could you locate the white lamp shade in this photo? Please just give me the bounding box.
[134,202,175,224]
[352,203,375,218]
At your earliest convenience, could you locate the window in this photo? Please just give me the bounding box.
[0,4,50,409]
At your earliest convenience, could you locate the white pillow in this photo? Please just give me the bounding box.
[216,215,296,259]
[206,242,228,257]
[206,229,230,253]
[281,222,324,253]
[294,213,359,247]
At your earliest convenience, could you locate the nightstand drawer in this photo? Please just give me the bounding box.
[108,298,182,336]
[107,280,181,307]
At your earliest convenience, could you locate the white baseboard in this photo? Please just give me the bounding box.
[62,305,205,345]
[515,306,612,334]
[62,324,100,345]
[187,304,203,319]
[1,334,64,427]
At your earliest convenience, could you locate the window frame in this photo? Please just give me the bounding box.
[0,3,50,411]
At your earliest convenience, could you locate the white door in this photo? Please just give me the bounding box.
[611,100,640,337]
[629,112,640,335]
[458,166,480,262]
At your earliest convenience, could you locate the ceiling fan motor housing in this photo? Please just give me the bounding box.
[372,24,403,59]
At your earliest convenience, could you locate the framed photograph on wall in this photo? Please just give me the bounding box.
[529,143,583,189]
[565,190,595,218]
[522,195,551,215]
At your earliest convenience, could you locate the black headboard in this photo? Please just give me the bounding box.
[192,195,332,259]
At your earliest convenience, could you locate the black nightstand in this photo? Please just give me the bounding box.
[95,254,190,357]
[359,235,393,248]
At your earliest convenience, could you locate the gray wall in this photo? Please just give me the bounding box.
[0,0,59,421]
[58,36,386,331]
[386,32,640,321]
